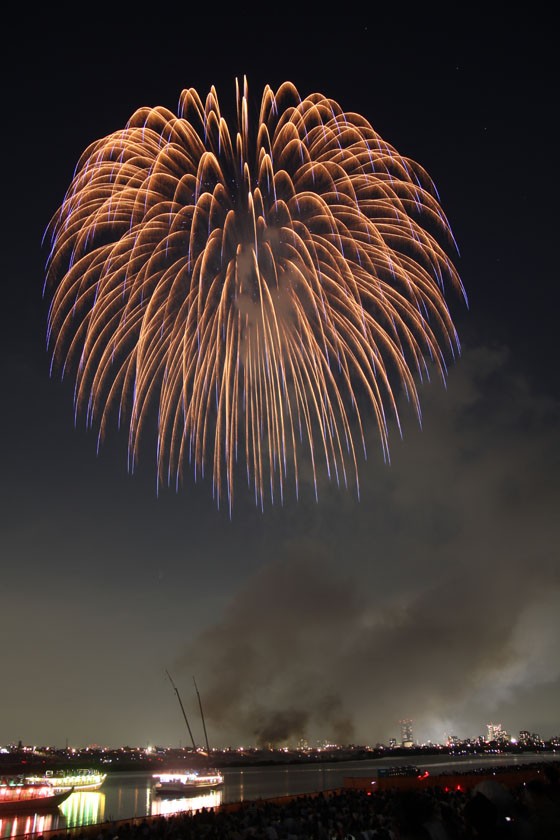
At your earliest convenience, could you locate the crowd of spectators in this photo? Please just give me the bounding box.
[41,763,560,840]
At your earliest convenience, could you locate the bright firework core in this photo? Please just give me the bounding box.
[44,77,466,511]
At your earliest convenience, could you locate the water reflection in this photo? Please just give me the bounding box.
[60,792,105,828]
[0,791,105,839]
[150,791,222,817]
[0,811,64,839]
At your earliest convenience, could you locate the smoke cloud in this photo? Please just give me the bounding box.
[174,342,560,747]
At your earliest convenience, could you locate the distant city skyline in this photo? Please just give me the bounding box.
[2,721,558,753]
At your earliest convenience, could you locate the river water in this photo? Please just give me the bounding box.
[1,752,557,838]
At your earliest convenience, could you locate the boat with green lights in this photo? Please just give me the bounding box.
[23,768,107,792]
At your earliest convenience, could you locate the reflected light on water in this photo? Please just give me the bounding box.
[0,812,60,839]
[0,790,106,837]
[60,791,105,827]
[150,791,222,817]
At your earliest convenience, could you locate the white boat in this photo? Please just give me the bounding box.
[152,770,224,797]
[24,769,107,792]
[155,674,223,798]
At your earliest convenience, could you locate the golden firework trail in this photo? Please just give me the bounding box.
[44,78,466,512]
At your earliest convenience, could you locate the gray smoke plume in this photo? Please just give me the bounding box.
[173,342,560,747]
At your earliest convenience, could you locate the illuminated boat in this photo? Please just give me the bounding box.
[0,779,73,814]
[24,768,107,792]
[152,770,224,797]
[154,674,224,798]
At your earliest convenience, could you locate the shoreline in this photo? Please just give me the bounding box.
[1,746,558,777]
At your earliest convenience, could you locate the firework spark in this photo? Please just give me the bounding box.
[44,77,465,511]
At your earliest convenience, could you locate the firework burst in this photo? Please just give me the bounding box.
[44,77,465,511]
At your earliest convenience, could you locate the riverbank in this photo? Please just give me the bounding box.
[1,745,558,776]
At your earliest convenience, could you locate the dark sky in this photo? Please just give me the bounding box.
[2,16,558,750]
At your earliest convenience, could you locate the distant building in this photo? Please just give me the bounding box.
[519,730,543,746]
[486,723,509,743]
[400,719,414,747]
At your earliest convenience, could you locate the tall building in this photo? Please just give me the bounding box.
[486,722,508,742]
[400,719,414,747]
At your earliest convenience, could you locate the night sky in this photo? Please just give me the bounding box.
[2,16,558,750]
